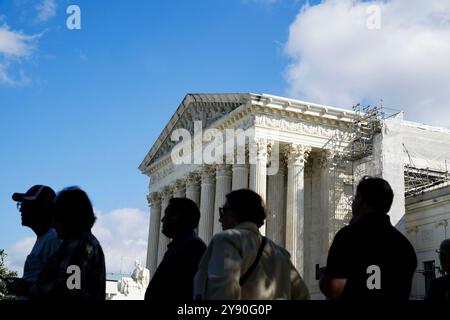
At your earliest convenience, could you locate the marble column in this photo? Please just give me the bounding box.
[285,144,311,276]
[173,179,186,198]
[199,165,216,244]
[249,138,268,235]
[157,186,172,264]
[186,172,201,206]
[213,164,232,234]
[232,164,249,190]
[146,192,161,276]
[266,157,286,247]
[317,150,334,265]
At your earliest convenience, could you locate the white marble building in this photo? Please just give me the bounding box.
[404,183,450,299]
[139,93,450,299]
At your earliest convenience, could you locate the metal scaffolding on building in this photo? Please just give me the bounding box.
[326,103,384,239]
[403,144,450,197]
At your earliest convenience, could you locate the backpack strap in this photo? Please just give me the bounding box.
[239,236,267,286]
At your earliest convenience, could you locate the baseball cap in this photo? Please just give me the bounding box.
[12,185,56,203]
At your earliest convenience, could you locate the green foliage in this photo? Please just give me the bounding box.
[0,249,18,300]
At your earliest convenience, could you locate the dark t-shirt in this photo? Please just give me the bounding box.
[425,275,450,301]
[325,214,417,300]
[145,231,206,302]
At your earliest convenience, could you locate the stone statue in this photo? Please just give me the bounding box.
[115,259,150,300]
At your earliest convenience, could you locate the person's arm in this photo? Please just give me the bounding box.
[290,262,310,300]
[319,277,347,299]
[319,229,351,299]
[204,234,242,300]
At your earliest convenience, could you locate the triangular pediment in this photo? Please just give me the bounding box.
[139,93,251,172]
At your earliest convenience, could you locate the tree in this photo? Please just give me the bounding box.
[0,249,18,300]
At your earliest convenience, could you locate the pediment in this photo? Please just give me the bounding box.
[139,93,251,172]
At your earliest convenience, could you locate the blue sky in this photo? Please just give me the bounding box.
[0,0,320,271]
[2,0,450,273]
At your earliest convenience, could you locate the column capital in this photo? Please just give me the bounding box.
[147,192,161,207]
[284,144,311,166]
[173,179,186,195]
[186,172,201,187]
[161,186,173,200]
[249,138,268,162]
[201,165,216,184]
[317,149,335,169]
[255,138,268,156]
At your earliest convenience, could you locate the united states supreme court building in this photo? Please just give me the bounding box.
[139,93,450,299]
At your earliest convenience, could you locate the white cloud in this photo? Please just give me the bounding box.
[285,0,450,127]
[6,208,149,277]
[0,23,39,84]
[35,0,57,22]
[0,25,37,57]
[93,208,149,275]
[6,236,35,276]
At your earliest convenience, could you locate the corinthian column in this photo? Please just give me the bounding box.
[249,138,268,235]
[285,144,311,276]
[232,164,249,190]
[146,192,161,276]
[266,156,286,247]
[249,138,268,201]
[186,172,201,206]
[316,150,334,266]
[199,165,216,244]
[173,179,186,198]
[213,164,232,233]
[157,186,172,264]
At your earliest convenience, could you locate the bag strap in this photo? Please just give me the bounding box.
[239,236,267,286]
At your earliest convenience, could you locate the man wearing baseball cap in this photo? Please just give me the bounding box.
[7,185,62,299]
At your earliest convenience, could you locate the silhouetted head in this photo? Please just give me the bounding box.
[352,176,394,221]
[161,197,200,239]
[220,189,266,230]
[12,185,56,235]
[439,239,450,274]
[54,186,96,238]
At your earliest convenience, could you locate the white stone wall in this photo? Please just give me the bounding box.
[405,184,450,299]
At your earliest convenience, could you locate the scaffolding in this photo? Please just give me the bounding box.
[327,103,384,239]
[403,143,450,197]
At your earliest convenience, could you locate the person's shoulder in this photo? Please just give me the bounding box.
[266,238,291,259]
[333,224,353,240]
[210,228,247,246]
[185,235,207,250]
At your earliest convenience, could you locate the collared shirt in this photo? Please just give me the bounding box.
[194,222,310,300]
[145,231,206,302]
[325,213,417,300]
[28,231,106,301]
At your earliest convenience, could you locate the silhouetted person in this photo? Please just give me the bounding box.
[426,239,450,301]
[145,197,206,302]
[320,176,417,300]
[8,185,61,300]
[194,189,309,300]
[16,186,106,300]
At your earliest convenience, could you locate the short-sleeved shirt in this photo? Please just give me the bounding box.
[22,228,62,283]
[18,228,62,300]
[325,214,417,300]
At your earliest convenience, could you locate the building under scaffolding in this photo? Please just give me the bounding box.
[327,102,450,239]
